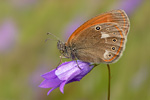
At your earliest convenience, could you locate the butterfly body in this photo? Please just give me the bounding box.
[57,9,130,64]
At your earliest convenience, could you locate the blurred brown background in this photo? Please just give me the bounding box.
[0,0,150,100]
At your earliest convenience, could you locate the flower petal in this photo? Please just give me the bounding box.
[59,81,67,94]
[39,78,61,88]
[41,69,57,79]
[55,61,81,80]
[67,62,94,83]
[47,86,58,95]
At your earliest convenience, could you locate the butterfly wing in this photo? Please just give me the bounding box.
[66,9,130,63]
[67,9,130,44]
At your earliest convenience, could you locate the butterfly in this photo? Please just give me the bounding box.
[57,9,130,64]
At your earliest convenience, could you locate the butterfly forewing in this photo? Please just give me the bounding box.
[67,9,130,44]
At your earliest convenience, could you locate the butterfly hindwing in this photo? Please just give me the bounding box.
[68,23,125,63]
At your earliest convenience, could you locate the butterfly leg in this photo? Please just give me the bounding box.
[71,51,81,69]
[75,60,81,70]
[56,55,63,69]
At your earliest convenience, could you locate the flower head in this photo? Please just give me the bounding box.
[39,60,94,95]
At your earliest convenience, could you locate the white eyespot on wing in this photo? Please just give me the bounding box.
[104,50,109,59]
[101,32,110,38]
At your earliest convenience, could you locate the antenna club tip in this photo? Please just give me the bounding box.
[47,32,50,35]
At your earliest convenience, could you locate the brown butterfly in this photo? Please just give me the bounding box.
[57,9,130,64]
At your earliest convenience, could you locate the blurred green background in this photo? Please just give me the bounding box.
[0,0,150,100]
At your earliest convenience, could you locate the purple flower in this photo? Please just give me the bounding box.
[39,60,94,95]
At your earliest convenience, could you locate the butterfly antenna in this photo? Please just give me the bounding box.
[47,32,59,40]
[45,32,60,42]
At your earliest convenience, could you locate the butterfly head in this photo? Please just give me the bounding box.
[57,40,70,58]
[57,40,65,53]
